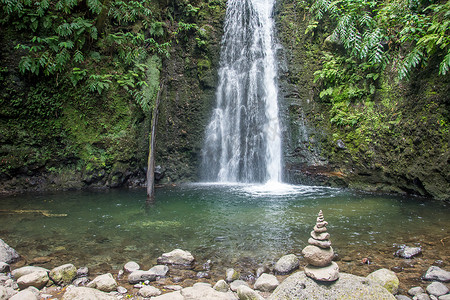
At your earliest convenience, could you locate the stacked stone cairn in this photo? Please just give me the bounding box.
[301,210,339,282]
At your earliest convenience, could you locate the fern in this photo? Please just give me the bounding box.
[439,51,450,75]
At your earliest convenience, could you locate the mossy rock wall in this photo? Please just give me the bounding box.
[275,0,449,200]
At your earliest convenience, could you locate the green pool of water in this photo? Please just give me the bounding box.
[0,183,448,270]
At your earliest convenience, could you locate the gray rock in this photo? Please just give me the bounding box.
[305,261,339,282]
[17,270,49,290]
[61,287,116,300]
[0,239,20,264]
[0,286,8,300]
[302,245,334,267]
[9,287,39,300]
[367,268,400,294]
[423,267,450,282]
[151,291,184,300]
[230,280,249,292]
[413,294,430,300]
[165,285,183,291]
[396,246,422,259]
[72,277,89,286]
[76,267,89,278]
[123,261,140,273]
[149,265,169,277]
[12,266,49,280]
[256,265,269,278]
[49,264,77,286]
[274,254,300,275]
[308,238,332,249]
[226,268,240,282]
[237,285,264,300]
[138,285,162,297]
[269,271,396,300]
[439,295,450,300]
[127,270,157,284]
[181,283,238,300]
[409,287,425,296]
[396,296,412,300]
[86,273,117,292]
[426,282,449,296]
[214,280,230,292]
[157,249,195,267]
[254,273,279,292]
[0,263,9,273]
[117,286,127,294]
[430,295,438,300]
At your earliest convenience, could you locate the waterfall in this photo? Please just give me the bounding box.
[201,0,282,183]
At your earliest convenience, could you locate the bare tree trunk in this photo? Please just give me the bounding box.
[146,82,164,203]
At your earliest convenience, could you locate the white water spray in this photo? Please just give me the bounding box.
[201,0,282,183]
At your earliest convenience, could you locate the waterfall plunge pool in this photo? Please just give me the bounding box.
[1,184,448,288]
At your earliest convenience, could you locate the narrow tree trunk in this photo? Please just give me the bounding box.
[95,0,112,34]
[146,82,164,203]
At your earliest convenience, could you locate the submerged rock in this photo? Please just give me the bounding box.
[0,239,20,264]
[395,246,422,259]
[157,249,195,268]
[274,254,300,275]
[269,272,396,300]
[367,268,399,294]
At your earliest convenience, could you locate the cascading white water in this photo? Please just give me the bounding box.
[201,0,282,183]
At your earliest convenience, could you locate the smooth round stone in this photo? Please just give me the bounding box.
[304,261,339,282]
[316,221,328,228]
[123,261,140,273]
[408,287,425,296]
[313,225,327,233]
[308,238,332,249]
[310,231,330,241]
[302,245,334,267]
[274,254,300,275]
[426,282,449,296]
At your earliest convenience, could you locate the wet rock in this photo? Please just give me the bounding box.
[237,285,264,300]
[61,286,116,300]
[214,280,230,292]
[149,265,169,277]
[274,254,300,275]
[426,282,449,297]
[367,268,399,294]
[423,266,450,282]
[181,283,238,300]
[76,267,89,278]
[408,287,425,296]
[230,280,249,292]
[269,272,396,300]
[11,266,49,280]
[0,239,20,264]
[151,291,184,300]
[123,261,140,273]
[305,261,340,282]
[138,285,162,297]
[17,270,49,289]
[226,268,240,282]
[157,249,195,268]
[0,263,9,273]
[254,273,279,292]
[9,287,39,300]
[395,246,422,259]
[86,273,117,292]
[127,270,157,284]
[49,264,77,286]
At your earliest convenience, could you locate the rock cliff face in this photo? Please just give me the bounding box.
[274,0,449,200]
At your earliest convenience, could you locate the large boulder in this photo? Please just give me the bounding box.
[127,270,157,284]
[269,272,396,300]
[0,239,19,264]
[17,270,49,290]
[367,268,399,294]
[157,249,195,268]
[49,264,77,286]
[62,287,116,300]
[254,273,279,292]
[12,266,49,280]
[86,273,117,292]
[181,283,238,300]
[274,254,300,275]
[423,266,450,282]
